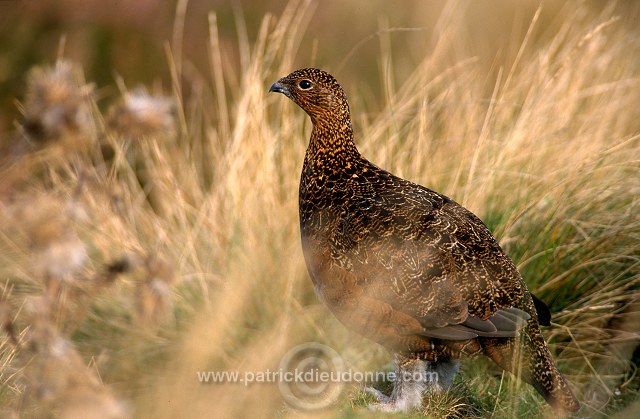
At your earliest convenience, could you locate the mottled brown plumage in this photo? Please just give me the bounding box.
[270,68,579,412]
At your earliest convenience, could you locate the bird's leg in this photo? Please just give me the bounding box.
[366,353,441,412]
[430,359,460,390]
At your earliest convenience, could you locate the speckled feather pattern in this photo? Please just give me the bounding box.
[271,68,579,412]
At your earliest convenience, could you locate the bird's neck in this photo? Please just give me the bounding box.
[305,116,360,169]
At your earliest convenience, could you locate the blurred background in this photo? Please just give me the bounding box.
[2,0,640,131]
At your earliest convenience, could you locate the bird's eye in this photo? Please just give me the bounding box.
[298,79,313,90]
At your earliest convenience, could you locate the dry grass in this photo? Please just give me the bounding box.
[0,1,639,417]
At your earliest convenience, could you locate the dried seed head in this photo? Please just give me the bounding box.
[21,300,129,418]
[21,61,94,143]
[108,89,175,137]
[12,194,87,281]
[36,239,88,281]
[136,256,176,326]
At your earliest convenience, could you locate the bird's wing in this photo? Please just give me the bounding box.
[331,171,529,340]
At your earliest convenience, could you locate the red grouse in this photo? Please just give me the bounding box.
[269,68,579,412]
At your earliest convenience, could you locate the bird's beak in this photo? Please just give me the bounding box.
[269,81,288,95]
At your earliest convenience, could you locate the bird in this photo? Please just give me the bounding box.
[269,68,579,412]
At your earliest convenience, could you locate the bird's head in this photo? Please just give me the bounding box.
[269,68,349,125]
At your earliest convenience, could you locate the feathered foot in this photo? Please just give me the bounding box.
[365,355,459,412]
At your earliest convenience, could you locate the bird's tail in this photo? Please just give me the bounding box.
[481,320,580,412]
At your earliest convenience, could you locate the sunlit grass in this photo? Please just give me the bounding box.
[0,1,639,417]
